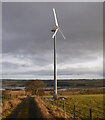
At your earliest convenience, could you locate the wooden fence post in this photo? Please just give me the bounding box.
[63,99,65,110]
[63,100,66,118]
[90,108,92,120]
[74,105,75,120]
[52,100,54,108]
[57,100,58,111]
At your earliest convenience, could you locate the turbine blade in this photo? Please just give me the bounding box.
[52,28,59,38]
[53,8,59,27]
[59,28,66,39]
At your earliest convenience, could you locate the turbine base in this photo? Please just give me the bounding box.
[53,93,58,100]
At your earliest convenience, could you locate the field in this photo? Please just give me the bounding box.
[2,79,103,88]
[45,94,104,119]
[1,90,104,119]
[1,79,104,119]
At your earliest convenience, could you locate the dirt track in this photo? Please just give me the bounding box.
[4,97,43,120]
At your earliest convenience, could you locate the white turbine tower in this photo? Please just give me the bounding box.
[51,8,65,99]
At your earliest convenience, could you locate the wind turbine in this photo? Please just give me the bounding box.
[51,8,66,99]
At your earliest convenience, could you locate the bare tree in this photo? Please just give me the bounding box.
[25,80,45,95]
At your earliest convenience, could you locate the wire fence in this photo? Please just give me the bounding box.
[45,99,103,120]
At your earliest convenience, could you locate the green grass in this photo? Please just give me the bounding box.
[45,94,103,119]
[0,98,1,103]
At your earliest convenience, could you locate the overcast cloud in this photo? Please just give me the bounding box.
[2,2,103,79]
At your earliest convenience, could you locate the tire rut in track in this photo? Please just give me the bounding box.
[4,97,44,120]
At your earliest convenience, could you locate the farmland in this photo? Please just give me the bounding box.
[2,79,104,88]
[44,94,104,119]
[1,79,104,119]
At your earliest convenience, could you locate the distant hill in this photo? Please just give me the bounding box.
[2,79,104,88]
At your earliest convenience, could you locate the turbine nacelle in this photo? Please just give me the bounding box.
[52,8,66,39]
[51,27,58,32]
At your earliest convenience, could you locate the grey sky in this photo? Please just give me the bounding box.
[2,0,104,2]
[2,2,103,79]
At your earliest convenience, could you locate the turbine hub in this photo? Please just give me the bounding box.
[51,29,56,32]
[51,27,58,32]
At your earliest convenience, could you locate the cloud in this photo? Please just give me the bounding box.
[2,52,103,79]
[2,2,103,79]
